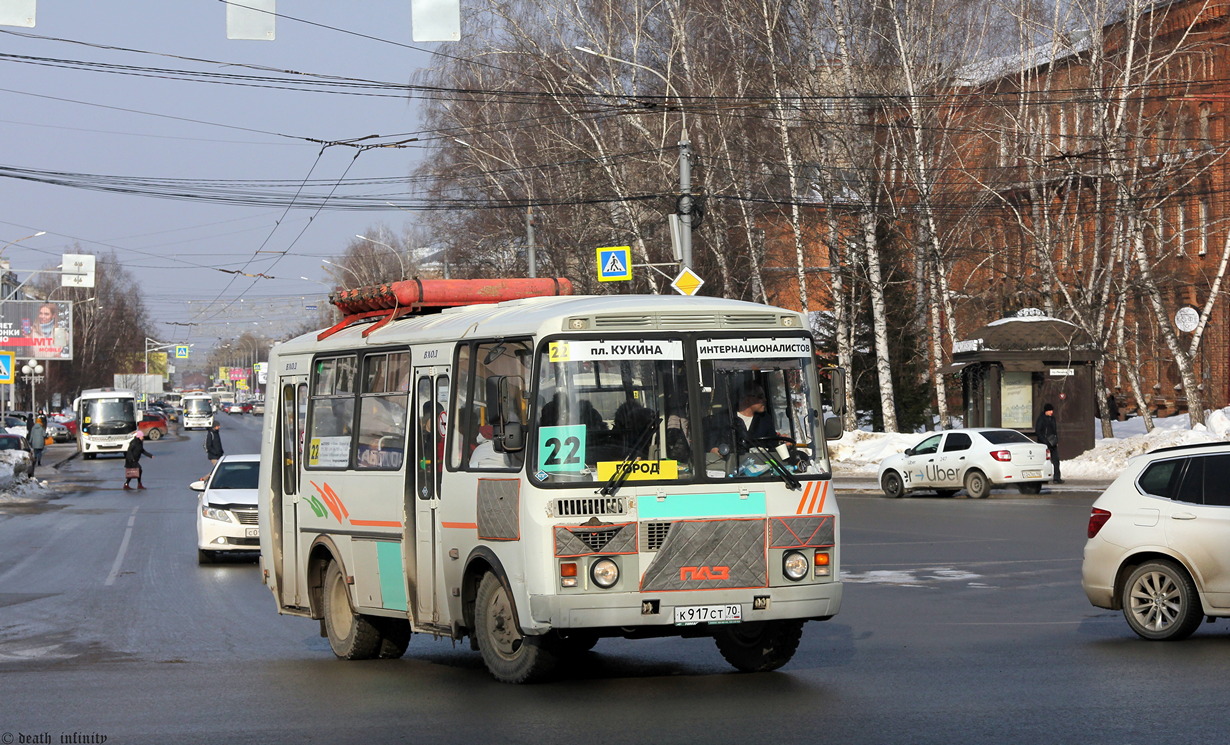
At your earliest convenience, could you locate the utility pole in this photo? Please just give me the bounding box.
[677,135,694,270]
[526,206,537,278]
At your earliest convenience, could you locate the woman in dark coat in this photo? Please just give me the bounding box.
[124,430,154,490]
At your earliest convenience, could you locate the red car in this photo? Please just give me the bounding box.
[138,412,169,440]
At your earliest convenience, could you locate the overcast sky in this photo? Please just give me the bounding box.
[1,1,440,350]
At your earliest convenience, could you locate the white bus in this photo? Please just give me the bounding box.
[73,387,138,459]
[258,278,845,683]
[181,391,214,430]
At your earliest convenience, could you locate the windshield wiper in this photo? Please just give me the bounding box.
[748,439,803,491]
[598,415,662,497]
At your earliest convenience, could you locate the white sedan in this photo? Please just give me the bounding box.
[191,454,260,563]
[877,428,1053,499]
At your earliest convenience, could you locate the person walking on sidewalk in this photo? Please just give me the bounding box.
[204,421,224,471]
[28,416,46,476]
[1035,403,1062,484]
[124,430,154,489]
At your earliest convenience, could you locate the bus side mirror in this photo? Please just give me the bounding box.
[485,375,526,453]
[823,366,846,419]
[823,414,843,441]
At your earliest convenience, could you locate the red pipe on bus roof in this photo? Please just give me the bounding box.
[330,277,573,315]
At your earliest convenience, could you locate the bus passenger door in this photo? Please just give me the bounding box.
[413,369,448,624]
[277,379,309,607]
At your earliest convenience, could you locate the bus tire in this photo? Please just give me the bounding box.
[475,572,557,683]
[714,619,804,673]
[375,618,412,659]
[322,560,381,660]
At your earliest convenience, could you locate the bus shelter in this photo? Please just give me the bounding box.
[947,309,1096,459]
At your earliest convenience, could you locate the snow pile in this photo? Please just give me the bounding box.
[0,449,44,502]
[830,407,1230,480]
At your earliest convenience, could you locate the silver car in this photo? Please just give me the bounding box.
[1082,441,1230,640]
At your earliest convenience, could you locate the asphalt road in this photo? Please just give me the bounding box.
[1,423,1227,744]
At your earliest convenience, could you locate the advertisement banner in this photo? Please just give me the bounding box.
[0,300,73,360]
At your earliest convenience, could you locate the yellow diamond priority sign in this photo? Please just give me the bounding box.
[670,267,704,296]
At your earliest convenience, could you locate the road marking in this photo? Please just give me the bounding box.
[105,505,139,586]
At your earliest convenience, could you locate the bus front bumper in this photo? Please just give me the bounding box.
[526,582,842,632]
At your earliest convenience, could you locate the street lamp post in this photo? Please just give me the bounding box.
[322,260,364,287]
[574,46,694,271]
[356,235,408,280]
[20,360,43,413]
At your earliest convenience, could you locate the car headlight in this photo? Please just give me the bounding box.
[201,506,233,523]
[783,551,810,581]
[590,558,619,589]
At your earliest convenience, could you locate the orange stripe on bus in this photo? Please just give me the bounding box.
[814,481,829,513]
[795,481,814,514]
[349,520,402,528]
[441,522,478,529]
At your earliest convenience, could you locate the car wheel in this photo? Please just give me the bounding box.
[322,559,382,659]
[880,471,905,499]
[1122,560,1204,641]
[1017,483,1042,494]
[475,571,557,683]
[714,619,805,673]
[964,470,990,499]
[146,428,163,441]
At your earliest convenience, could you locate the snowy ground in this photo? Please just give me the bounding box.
[0,450,50,504]
[831,407,1230,480]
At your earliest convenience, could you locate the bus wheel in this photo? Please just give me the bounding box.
[322,560,381,660]
[475,572,557,683]
[375,618,412,659]
[714,620,804,673]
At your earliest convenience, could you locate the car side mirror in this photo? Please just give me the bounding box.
[190,480,206,492]
[904,447,915,456]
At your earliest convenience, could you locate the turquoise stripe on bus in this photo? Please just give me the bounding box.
[376,541,408,612]
[636,492,766,519]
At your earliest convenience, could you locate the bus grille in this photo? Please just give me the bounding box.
[555,496,625,517]
[641,518,767,591]
[642,521,672,551]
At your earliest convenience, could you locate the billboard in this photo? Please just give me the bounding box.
[0,300,73,360]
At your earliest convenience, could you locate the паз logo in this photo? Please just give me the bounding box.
[679,566,730,581]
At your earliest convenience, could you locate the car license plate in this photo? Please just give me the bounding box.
[1022,469,1042,479]
[673,604,742,625]
[245,528,259,538]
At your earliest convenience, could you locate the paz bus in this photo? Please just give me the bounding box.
[257,278,845,683]
[181,391,214,430]
[73,387,138,459]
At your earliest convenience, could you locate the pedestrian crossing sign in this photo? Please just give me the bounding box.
[0,351,11,384]
[175,346,190,359]
[596,246,632,282]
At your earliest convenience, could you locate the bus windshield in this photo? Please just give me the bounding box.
[184,398,212,415]
[530,336,826,486]
[82,397,137,435]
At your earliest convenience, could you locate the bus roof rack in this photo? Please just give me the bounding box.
[320,277,574,340]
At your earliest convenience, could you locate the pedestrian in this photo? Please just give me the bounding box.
[205,420,224,471]
[28,416,46,475]
[123,430,153,490]
[1035,403,1062,484]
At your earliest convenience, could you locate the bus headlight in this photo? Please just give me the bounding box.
[783,551,809,581]
[590,558,619,589]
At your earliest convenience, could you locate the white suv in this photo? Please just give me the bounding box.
[1082,441,1230,640]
